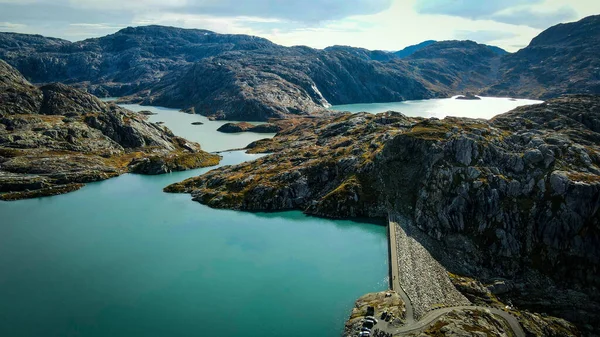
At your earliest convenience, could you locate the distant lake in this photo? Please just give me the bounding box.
[120,104,274,153]
[330,96,543,119]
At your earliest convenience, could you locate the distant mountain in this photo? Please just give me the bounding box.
[0,25,277,94]
[395,40,508,58]
[485,15,600,99]
[393,40,436,58]
[485,44,509,56]
[0,15,599,120]
[324,45,397,62]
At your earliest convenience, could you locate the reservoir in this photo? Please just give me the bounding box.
[0,150,388,337]
[0,97,541,337]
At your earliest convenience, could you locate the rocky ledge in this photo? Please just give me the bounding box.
[165,95,600,335]
[0,60,220,200]
[216,122,281,133]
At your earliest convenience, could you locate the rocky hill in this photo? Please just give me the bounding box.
[0,60,220,200]
[135,39,508,120]
[485,15,600,99]
[1,17,598,121]
[137,46,439,120]
[0,26,276,97]
[394,40,437,58]
[164,95,600,335]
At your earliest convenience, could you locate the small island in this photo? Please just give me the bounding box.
[455,93,481,100]
[217,122,281,133]
[138,110,157,115]
[191,122,204,125]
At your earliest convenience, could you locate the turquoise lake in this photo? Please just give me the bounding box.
[0,97,543,337]
[0,151,388,337]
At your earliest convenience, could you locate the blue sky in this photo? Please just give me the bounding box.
[0,0,598,51]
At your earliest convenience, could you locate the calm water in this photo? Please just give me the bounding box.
[331,96,543,119]
[0,151,388,337]
[1,96,529,337]
[120,104,275,153]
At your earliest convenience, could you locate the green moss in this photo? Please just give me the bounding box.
[405,124,451,141]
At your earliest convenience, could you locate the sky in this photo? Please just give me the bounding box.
[0,0,598,52]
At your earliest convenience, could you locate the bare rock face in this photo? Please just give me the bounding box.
[0,60,220,200]
[0,60,42,115]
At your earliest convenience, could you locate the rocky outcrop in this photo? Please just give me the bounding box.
[0,60,220,200]
[128,152,220,175]
[165,95,600,334]
[343,291,405,336]
[217,122,280,133]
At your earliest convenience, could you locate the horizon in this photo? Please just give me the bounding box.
[0,0,599,52]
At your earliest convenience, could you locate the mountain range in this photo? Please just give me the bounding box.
[1,15,599,120]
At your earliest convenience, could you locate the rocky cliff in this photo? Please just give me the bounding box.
[164,95,600,334]
[0,60,220,200]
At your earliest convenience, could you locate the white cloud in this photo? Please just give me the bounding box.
[491,5,578,28]
[415,0,544,18]
[0,22,27,30]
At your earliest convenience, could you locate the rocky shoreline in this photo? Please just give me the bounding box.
[0,60,220,200]
[216,122,281,133]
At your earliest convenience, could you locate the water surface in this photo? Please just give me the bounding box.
[0,151,388,337]
[331,96,543,119]
[121,104,275,153]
